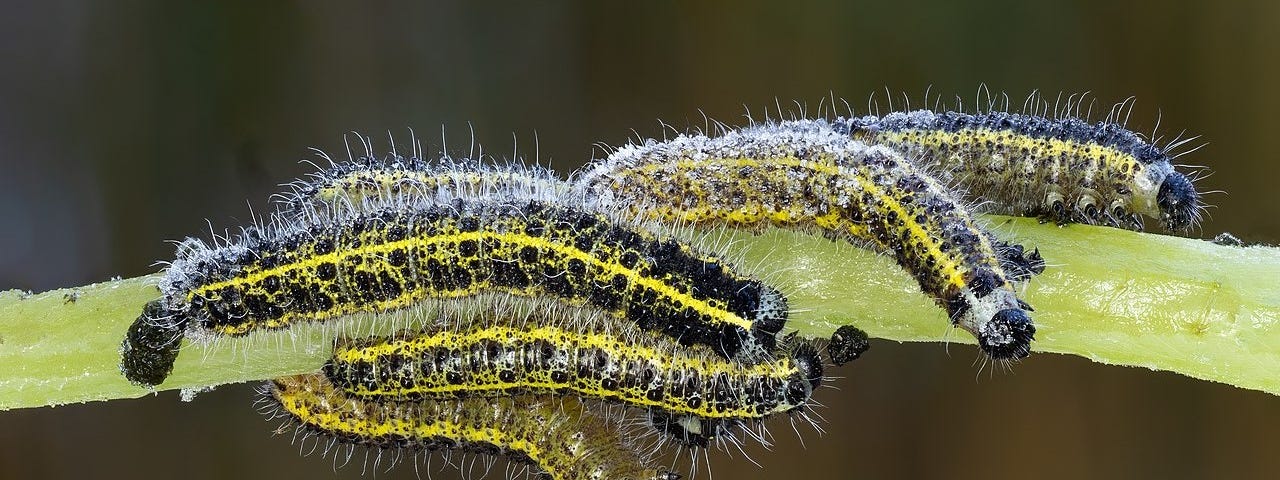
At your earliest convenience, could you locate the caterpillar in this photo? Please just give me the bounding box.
[121,182,788,387]
[839,105,1205,231]
[575,119,1036,360]
[122,145,587,387]
[323,310,824,448]
[287,143,1036,282]
[278,150,572,214]
[263,374,679,480]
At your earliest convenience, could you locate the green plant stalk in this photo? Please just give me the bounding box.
[1,216,1277,410]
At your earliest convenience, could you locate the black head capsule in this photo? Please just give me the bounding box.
[119,299,187,387]
[1157,171,1201,231]
[978,308,1036,360]
[827,325,871,366]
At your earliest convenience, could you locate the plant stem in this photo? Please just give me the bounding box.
[1,216,1276,410]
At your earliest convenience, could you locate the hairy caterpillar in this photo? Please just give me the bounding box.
[123,152,586,387]
[264,374,679,480]
[323,310,823,448]
[575,119,1036,360]
[121,182,788,387]
[279,151,572,213]
[839,105,1205,231]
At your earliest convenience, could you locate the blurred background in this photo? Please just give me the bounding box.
[1,1,1277,479]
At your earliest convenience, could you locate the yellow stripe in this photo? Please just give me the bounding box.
[273,377,558,476]
[194,227,752,334]
[623,155,972,291]
[272,374,670,479]
[868,128,1143,185]
[334,325,800,418]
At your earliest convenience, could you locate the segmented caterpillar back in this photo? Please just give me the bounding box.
[264,374,680,480]
[841,109,1204,231]
[323,311,823,448]
[575,119,1036,360]
[122,191,789,386]
[279,153,572,214]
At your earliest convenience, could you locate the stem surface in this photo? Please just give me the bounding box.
[1,216,1276,410]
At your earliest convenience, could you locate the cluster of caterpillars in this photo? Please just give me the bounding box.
[121,99,1203,480]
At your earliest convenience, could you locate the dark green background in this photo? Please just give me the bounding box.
[2,2,1277,479]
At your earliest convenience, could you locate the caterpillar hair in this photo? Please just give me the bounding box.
[263,374,680,480]
[122,165,788,386]
[839,97,1206,231]
[574,119,1036,360]
[323,309,824,449]
[278,147,572,214]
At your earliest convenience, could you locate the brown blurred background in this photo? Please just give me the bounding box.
[1,1,1277,479]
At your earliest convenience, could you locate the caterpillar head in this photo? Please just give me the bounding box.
[119,299,187,387]
[1157,171,1202,231]
[827,325,871,366]
[978,308,1036,360]
[952,270,1036,360]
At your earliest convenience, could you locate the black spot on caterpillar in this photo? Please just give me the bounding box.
[122,192,788,386]
[576,119,1035,360]
[323,311,824,449]
[263,374,680,480]
[839,106,1205,231]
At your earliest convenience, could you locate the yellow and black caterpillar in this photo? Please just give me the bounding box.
[265,374,679,480]
[122,196,788,386]
[842,108,1204,231]
[119,98,1206,476]
[324,311,823,448]
[576,119,1038,360]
